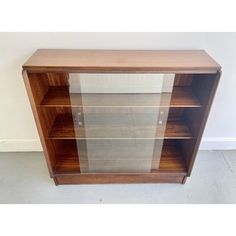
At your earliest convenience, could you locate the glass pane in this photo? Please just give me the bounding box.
[69,73,174,173]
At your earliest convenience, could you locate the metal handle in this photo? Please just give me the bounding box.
[73,111,83,126]
[158,111,164,125]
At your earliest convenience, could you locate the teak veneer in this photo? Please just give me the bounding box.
[22,49,221,185]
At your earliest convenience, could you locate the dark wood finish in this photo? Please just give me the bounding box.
[49,113,192,139]
[180,72,221,176]
[23,49,220,73]
[174,74,193,86]
[22,71,56,176]
[41,86,201,108]
[54,141,186,174]
[47,72,69,86]
[22,50,221,185]
[55,174,185,184]
[182,176,188,184]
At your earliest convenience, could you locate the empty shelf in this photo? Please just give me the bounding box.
[55,141,187,174]
[49,114,192,139]
[41,86,202,108]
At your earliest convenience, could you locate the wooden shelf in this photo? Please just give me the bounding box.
[49,113,192,139]
[55,142,187,174]
[41,86,202,108]
[23,50,221,184]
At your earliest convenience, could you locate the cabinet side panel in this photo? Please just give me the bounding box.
[22,70,57,176]
[181,71,221,175]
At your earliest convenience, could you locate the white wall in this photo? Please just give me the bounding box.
[0,32,235,151]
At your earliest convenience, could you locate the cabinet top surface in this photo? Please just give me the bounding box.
[23,49,221,73]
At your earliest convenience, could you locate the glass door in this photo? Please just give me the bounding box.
[68,73,175,173]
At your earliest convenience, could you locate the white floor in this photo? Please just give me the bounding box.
[0,150,236,203]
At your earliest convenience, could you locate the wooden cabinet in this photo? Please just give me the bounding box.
[22,49,221,185]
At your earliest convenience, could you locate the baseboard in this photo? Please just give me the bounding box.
[0,139,42,152]
[0,138,236,152]
[200,137,236,150]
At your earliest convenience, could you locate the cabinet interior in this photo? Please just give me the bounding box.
[27,72,217,176]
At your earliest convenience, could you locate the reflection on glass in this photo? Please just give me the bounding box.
[69,73,174,173]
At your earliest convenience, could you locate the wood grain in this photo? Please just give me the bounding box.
[182,72,221,176]
[22,71,56,176]
[55,174,185,184]
[174,74,193,86]
[55,141,186,174]
[23,49,221,73]
[22,50,221,185]
[41,86,201,108]
[49,113,192,139]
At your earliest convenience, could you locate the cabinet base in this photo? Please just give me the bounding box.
[53,173,187,185]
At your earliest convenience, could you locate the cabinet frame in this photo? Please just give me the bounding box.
[22,50,221,185]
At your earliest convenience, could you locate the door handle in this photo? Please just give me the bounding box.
[73,111,83,126]
[158,111,164,125]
